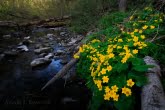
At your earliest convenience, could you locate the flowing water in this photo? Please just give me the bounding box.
[0,27,90,110]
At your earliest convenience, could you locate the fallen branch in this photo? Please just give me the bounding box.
[141,56,165,110]
[0,15,70,28]
[41,58,78,90]
[41,38,88,90]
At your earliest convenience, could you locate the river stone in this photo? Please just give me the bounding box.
[60,32,66,36]
[34,47,51,54]
[4,50,18,57]
[30,58,51,67]
[24,36,30,40]
[0,54,5,61]
[3,35,11,39]
[17,45,29,52]
[55,50,66,56]
[44,53,54,59]
[60,58,68,64]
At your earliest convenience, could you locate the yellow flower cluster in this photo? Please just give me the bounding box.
[75,7,164,103]
[121,79,135,97]
[104,85,119,101]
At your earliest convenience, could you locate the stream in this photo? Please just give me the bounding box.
[0,26,90,110]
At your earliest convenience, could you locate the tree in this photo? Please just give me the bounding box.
[119,0,127,12]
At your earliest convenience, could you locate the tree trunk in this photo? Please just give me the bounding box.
[141,56,165,110]
[119,0,127,12]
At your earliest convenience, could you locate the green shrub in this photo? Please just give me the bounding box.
[74,7,165,110]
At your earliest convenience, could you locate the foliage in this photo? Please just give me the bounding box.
[75,7,165,110]
[70,0,101,33]
[0,0,71,21]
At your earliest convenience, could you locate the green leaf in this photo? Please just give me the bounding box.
[114,95,134,110]
[133,65,149,72]
[109,73,126,88]
[114,62,128,73]
[128,71,147,87]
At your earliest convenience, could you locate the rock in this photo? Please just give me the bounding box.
[0,54,5,61]
[38,53,47,58]
[50,27,63,31]
[68,36,83,45]
[60,32,66,36]
[30,58,51,67]
[61,97,77,104]
[34,47,51,54]
[44,53,54,59]
[35,44,42,49]
[17,45,29,52]
[3,35,11,39]
[24,36,30,40]
[47,34,54,38]
[4,50,18,57]
[55,49,66,56]
[22,40,32,46]
[60,58,68,64]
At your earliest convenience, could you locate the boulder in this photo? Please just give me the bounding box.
[30,58,51,67]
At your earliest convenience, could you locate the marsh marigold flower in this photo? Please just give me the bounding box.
[111,85,118,92]
[107,65,112,71]
[132,49,138,54]
[150,25,155,29]
[113,94,119,101]
[127,79,135,87]
[104,93,110,100]
[102,76,109,83]
[142,25,148,29]
[122,87,132,96]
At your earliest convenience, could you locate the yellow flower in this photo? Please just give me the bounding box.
[134,29,139,32]
[104,93,110,100]
[133,36,138,42]
[107,65,112,71]
[117,46,122,49]
[108,53,115,58]
[99,54,105,63]
[113,94,119,101]
[142,25,148,30]
[73,54,79,59]
[105,86,111,93]
[101,68,106,75]
[150,25,155,29]
[118,39,123,42]
[111,85,118,92]
[122,87,132,97]
[109,90,116,98]
[102,76,109,83]
[139,30,143,34]
[140,35,145,39]
[154,20,158,22]
[94,80,102,91]
[121,57,127,63]
[132,49,138,54]
[127,79,135,87]
[113,45,117,48]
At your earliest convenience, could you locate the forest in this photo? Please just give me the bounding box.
[0,0,165,110]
